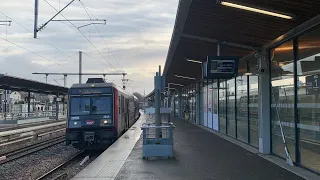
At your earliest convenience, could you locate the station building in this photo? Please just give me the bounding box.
[148,0,320,173]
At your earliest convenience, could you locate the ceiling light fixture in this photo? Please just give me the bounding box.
[243,72,253,76]
[186,58,202,64]
[174,75,196,80]
[168,83,184,86]
[218,1,293,20]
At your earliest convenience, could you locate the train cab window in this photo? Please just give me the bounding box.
[70,97,91,115]
[91,96,112,115]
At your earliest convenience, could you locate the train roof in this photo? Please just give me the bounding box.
[70,82,117,89]
[70,80,135,98]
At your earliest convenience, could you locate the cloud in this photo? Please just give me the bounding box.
[0,0,179,95]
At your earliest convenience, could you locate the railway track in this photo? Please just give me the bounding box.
[36,150,85,180]
[0,136,65,165]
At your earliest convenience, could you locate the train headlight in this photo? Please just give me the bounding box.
[69,121,81,128]
[100,119,111,126]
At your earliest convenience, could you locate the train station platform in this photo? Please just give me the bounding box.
[72,112,318,180]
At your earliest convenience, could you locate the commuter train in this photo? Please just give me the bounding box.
[65,78,140,150]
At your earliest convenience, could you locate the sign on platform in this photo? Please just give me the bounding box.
[160,107,171,114]
[306,74,320,95]
[144,107,171,114]
[145,107,155,115]
[202,56,239,79]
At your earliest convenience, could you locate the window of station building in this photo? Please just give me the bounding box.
[219,80,227,134]
[227,78,236,137]
[199,82,204,126]
[187,85,194,122]
[212,82,219,131]
[207,82,214,129]
[297,27,320,172]
[270,40,296,161]
[203,83,208,127]
[190,84,196,123]
[182,88,187,119]
[236,75,248,143]
[248,57,259,147]
[174,94,179,117]
[194,84,197,123]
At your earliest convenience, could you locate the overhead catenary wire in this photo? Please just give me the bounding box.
[81,52,106,72]
[0,12,77,63]
[52,77,61,86]
[43,0,118,71]
[79,0,122,68]
[0,36,62,66]
[79,0,159,79]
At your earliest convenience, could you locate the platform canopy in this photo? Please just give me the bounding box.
[163,0,320,87]
[0,74,69,95]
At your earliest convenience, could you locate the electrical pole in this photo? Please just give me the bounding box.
[79,51,82,84]
[63,74,67,87]
[34,0,39,38]
[144,89,145,110]
[4,90,7,121]
[45,73,48,83]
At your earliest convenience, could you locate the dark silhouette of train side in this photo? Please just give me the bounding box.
[66,78,140,150]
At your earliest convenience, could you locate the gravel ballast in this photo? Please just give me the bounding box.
[0,143,80,180]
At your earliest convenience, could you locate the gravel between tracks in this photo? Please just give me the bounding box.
[0,143,80,180]
[41,151,101,180]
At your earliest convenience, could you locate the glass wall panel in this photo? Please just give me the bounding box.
[236,75,248,142]
[227,78,236,137]
[187,86,191,121]
[188,84,196,123]
[182,88,187,120]
[200,82,204,125]
[193,84,196,123]
[248,57,259,147]
[270,41,296,161]
[212,82,219,131]
[297,28,320,172]
[174,93,179,117]
[189,85,193,122]
[208,82,213,129]
[249,75,259,147]
[219,80,227,134]
[203,84,208,127]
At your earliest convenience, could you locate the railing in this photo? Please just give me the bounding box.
[0,110,67,121]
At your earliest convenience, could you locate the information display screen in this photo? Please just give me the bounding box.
[202,56,239,79]
[210,60,236,74]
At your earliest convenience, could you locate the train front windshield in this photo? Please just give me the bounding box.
[70,96,112,116]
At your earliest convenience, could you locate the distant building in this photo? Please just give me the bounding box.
[10,91,22,104]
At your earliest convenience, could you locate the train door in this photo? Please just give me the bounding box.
[125,98,129,129]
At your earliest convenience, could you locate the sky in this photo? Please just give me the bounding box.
[0,0,179,95]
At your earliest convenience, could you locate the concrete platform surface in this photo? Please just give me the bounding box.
[115,117,306,180]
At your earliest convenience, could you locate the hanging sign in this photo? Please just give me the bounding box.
[202,56,239,79]
[306,74,320,95]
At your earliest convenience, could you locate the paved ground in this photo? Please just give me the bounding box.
[115,117,305,180]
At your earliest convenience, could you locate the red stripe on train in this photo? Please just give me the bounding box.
[114,88,118,130]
